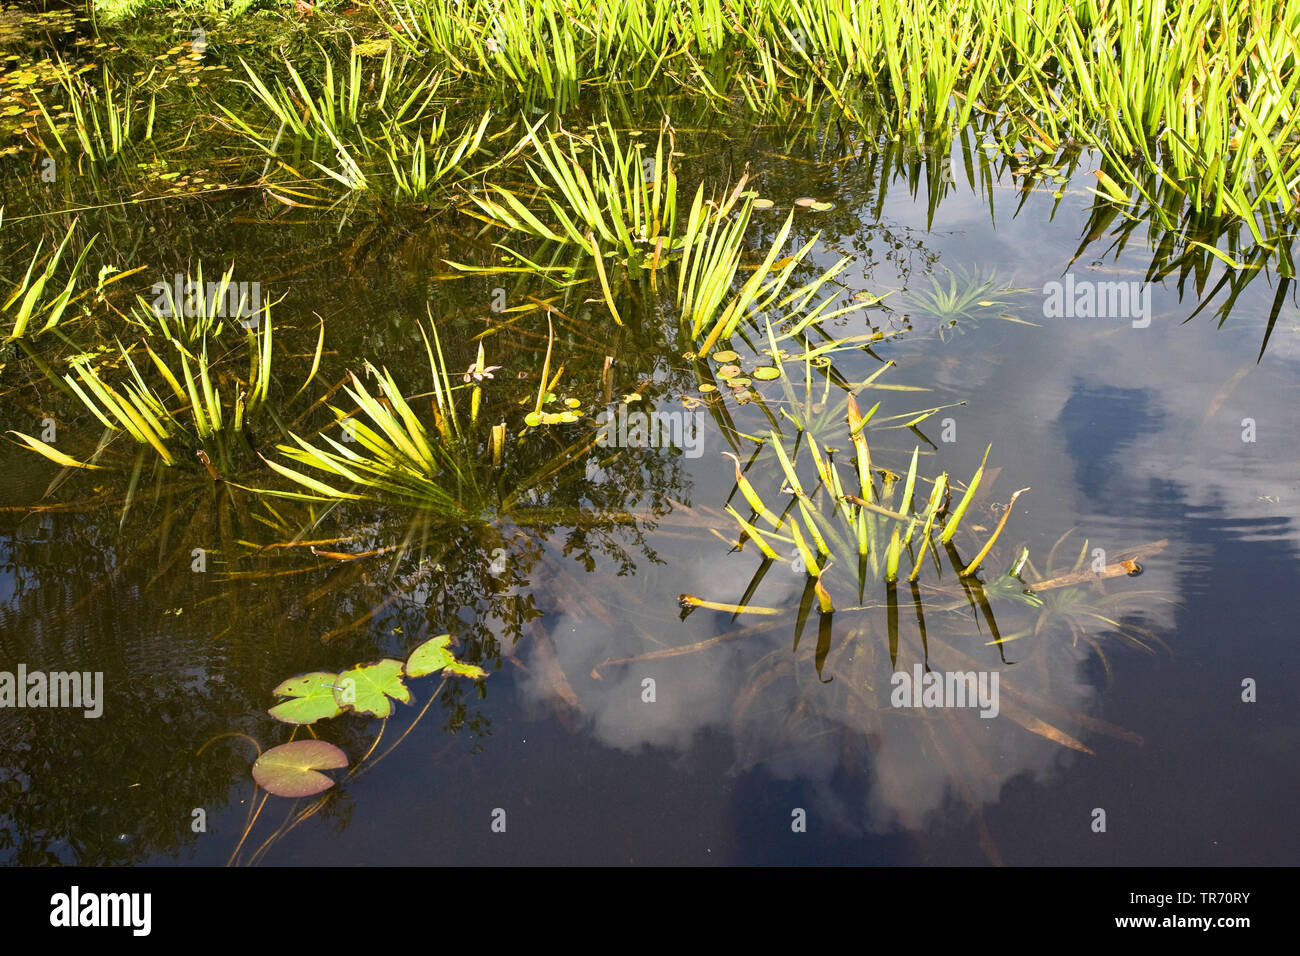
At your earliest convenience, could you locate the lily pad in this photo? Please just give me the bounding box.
[726,377,752,388]
[716,364,741,380]
[405,634,456,677]
[444,661,489,680]
[809,201,835,212]
[794,197,817,207]
[752,198,775,210]
[268,671,345,725]
[252,740,348,798]
[524,411,542,426]
[334,659,411,718]
[711,350,740,363]
[699,383,718,393]
[751,366,781,380]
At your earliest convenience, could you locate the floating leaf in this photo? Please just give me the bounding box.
[716,364,741,379]
[252,740,348,798]
[727,377,752,388]
[752,198,775,210]
[711,350,740,363]
[406,634,456,677]
[809,201,834,212]
[268,671,346,725]
[751,366,781,380]
[334,659,411,718]
[699,383,717,392]
[524,411,542,426]
[794,197,816,207]
[444,661,489,680]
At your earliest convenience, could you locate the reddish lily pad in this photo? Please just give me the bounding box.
[252,740,348,798]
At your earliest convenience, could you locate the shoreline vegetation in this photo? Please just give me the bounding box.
[76,0,1300,248]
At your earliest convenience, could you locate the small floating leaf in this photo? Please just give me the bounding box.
[752,198,775,210]
[334,659,411,718]
[252,740,348,798]
[809,201,834,211]
[524,411,542,426]
[699,383,717,392]
[405,634,456,677]
[794,197,816,207]
[751,366,781,380]
[711,350,740,363]
[444,661,489,680]
[268,671,346,725]
[716,364,741,379]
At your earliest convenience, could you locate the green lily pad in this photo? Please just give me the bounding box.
[268,671,346,725]
[727,377,752,388]
[809,201,835,212]
[711,350,740,363]
[444,661,489,680]
[716,364,741,379]
[405,634,456,677]
[751,366,781,380]
[252,740,348,798]
[334,659,411,718]
[752,198,775,210]
[524,411,542,426]
[699,383,718,393]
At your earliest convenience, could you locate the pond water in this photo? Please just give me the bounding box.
[1,8,1298,866]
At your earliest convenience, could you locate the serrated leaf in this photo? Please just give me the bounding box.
[268,671,346,725]
[405,634,456,677]
[334,659,411,718]
[444,661,489,680]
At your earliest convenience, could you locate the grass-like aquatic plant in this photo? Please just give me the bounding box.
[32,64,155,165]
[262,315,503,511]
[468,119,684,265]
